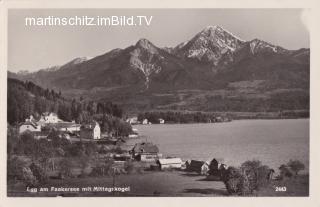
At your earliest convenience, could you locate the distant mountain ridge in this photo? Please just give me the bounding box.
[8,25,309,113]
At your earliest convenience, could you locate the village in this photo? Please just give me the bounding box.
[8,112,306,197]
[17,112,232,176]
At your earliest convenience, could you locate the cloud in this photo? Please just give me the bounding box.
[300,9,311,32]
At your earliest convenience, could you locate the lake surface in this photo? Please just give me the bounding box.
[131,119,309,173]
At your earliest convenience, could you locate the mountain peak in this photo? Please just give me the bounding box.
[173,25,246,64]
[201,25,222,33]
[248,38,286,54]
[135,38,159,55]
[136,38,153,48]
[199,25,245,43]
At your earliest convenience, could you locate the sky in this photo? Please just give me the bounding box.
[8,9,309,72]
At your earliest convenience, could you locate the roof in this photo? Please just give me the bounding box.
[19,121,38,128]
[190,160,206,168]
[81,121,99,131]
[158,158,182,165]
[46,122,81,129]
[42,112,57,116]
[133,142,159,154]
[210,158,224,164]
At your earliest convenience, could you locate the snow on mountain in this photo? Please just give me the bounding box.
[174,25,245,65]
[9,25,308,97]
[248,39,287,54]
[62,56,92,67]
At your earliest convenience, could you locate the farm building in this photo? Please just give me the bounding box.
[126,117,139,125]
[80,121,101,139]
[158,118,165,124]
[38,112,61,124]
[131,142,160,161]
[186,160,210,175]
[157,158,182,170]
[128,128,139,138]
[19,121,41,134]
[44,122,81,133]
[142,119,152,125]
[204,158,228,180]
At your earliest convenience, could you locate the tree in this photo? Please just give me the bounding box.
[287,160,305,175]
[240,160,270,192]
[223,166,248,195]
[7,126,19,156]
[58,158,73,178]
[7,157,28,182]
[79,155,90,175]
[18,132,36,156]
[84,142,98,157]
[279,164,293,179]
[29,163,48,184]
[47,130,62,148]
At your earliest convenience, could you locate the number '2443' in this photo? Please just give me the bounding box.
[275,186,287,192]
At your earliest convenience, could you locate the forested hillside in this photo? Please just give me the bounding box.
[8,78,124,125]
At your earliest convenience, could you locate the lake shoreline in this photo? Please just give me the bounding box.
[132,119,309,174]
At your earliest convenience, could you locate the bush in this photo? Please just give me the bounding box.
[98,145,111,154]
[279,164,294,179]
[110,146,125,154]
[22,167,37,187]
[65,142,85,157]
[223,160,272,196]
[90,160,114,177]
[124,160,135,174]
[84,142,98,157]
[58,158,73,178]
[240,160,271,192]
[287,160,305,175]
[56,147,65,157]
[18,132,36,156]
[7,157,28,182]
[223,167,249,195]
[78,156,91,175]
[29,163,48,184]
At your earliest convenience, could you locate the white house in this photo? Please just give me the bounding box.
[19,121,41,134]
[159,118,165,124]
[126,117,139,125]
[39,112,60,124]
[80,121,101,139]
[201,161,210,175]
[142,119,149,125]
[157,158,182,170]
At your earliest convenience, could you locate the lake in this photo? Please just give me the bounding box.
[131,119,309,173]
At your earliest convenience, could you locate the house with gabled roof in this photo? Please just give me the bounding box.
[131,142,160,161]
[157,158,182,170]
[80,121,101,139]
[19,121,41,134]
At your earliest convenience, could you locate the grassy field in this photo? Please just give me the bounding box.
[8,170,227,197]
[7,169,309,197]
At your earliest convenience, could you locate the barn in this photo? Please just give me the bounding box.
[157,158,182,170]
[186,160,210,175]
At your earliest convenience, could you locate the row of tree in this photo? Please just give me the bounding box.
[137,111,229,124]
[221,159,305,196]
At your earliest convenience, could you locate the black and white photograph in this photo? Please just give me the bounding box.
[5,8,311,198]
